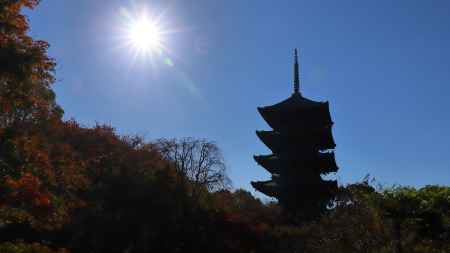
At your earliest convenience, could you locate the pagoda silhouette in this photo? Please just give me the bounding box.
[251,49,339,220]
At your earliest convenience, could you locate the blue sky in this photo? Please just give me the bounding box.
[26,0,450,194]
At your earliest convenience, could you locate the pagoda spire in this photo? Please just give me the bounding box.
[294,48,300,94]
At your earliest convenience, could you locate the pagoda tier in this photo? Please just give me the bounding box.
[256,129,335,153]
[253,154,280,174]
[315,152,339,174]
[257,93,333,132]
[251,178,338,199]
[251,180,279,198]
[254,152,338,175]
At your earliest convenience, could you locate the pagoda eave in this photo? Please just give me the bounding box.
[256,130,336,152]
[258,93,325,112]
[253,154,281,174]
[257,104,333,132]
[251,180,279,198]
[255,130,281,153]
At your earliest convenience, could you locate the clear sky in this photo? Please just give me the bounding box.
[26,0,450,194]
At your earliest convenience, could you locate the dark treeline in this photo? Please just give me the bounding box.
[0,1,448,252]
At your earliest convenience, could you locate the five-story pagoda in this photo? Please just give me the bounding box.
[251,49,338,220]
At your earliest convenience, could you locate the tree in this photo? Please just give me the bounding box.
[380,185,450,253]
[0,0,69,230]
[0,1,76,250]
[213,189,281,225]
[155,138,230,191]
[0,0,63,128]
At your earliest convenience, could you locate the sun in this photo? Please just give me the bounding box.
[127,16,162,53]
[118,7,175,65]
[125,14,164,55]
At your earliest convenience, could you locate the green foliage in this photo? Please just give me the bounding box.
[268,182,450,253]
[380,185,450,252]
[0,242,69,253]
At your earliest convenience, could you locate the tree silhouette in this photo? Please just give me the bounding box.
[156,138,230,192]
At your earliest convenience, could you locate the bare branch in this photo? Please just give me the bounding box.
[155,137,230,191]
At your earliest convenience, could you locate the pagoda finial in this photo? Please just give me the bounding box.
[294,48,300,94]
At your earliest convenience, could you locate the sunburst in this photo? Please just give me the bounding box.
[119,7,169,59]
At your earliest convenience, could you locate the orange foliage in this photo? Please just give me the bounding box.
[0,0,61,129]
[3,173,51,209]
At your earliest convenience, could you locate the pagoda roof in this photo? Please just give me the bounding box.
[251,180,279,197]
[256,129,336,153]
[257,93,333,132]
[258,92,325,113]
[255,131,282,153]
[252,178,337,198]
[253,152,338,175]
[317,179,338,195]
[316,152,339,174]
[253,154,281,174]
